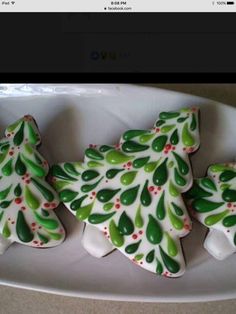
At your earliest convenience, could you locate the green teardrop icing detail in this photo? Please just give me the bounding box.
[220,170,236,182]
[135,204,144,228]
[146,250,155,263]
[201,178,217,191]
[141,180,152,207]
[34,212,59,230]
[222,215,236,227]
[174,168,186,186]
[25,186,40,210]
[2,159,13,176]
[64,163,80,176]
[88,212,116,224]
[99,145,112,152]
[53,180,70,191]
[70,195,88,211]
[81,177,103,193]
[0,143,10,153]
[24,143,33,155]
[133,156,150,168]
[0,200,12,208]
[103,202,114,211]
[210,164,232,173]
[6,118,22,132]
[13,121,25,146]
[168,161,174,168]
[172,152,189,175]
[118,211,134,235]
[204,210,229,226]
[234,233,236,246]
[2,221,11,238]
[155,120,165,127]
[220,183,230,191]
[85,148,104,160]
[170,129,179,145]
[171,202,184,216]
[59,189,78,202]
[76,202,94,220]
[0,184,12,200]
[146,214,163,244]
[165,232,178,257]
[159,246,180,274]
[82,170,99,181]
[27,123,38,145]
[120,185,140,206]
[222,189,236,202]
[109,219,124,247]
[156,258,164,275]
[16,211,34,242]
[106,168,124,179]
[159,111,180,120]
[192,199,224,213]
[169,181,179,197]
[87,161,104,168]
[122,141,149,153]
[168,206,184,230]
[120,171,137,186]
[139,133,155,143]
[0,149,9,165]
[15,154,27,176]
[125,240,141,254]
[123,129,148,141]
[31,178,54,202]
[97,188,121,203]
[153,158,168,186]
[161,125,175,133]
[156,191,165,220]
[21,154,46,177]
[190,113,197,131]
[177,116,188,123]
[106,150,134,165]
[0,211,4,222]
[41,209,49,217]
[14,183,22,197]
[185,181,213,199]
[48,231,62,241]
[152,135,168,152]
[144,161,157,173]
[182,123,195,147]
[37,232,49,244]
[135,254,144,261]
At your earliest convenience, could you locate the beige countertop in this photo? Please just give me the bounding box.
[1,84,236,314]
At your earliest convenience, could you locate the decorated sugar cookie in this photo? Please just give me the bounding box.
[51,107,200,277]
[0,116,65,254]
[186,162,236,260]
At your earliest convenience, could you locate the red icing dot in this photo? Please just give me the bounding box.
[155,128,160,132]
[44,203,50,208]
[165,144,171,150]
[139,230,143,235]
[148,186,154,192]
[21,206,26,210]
[183,147,186,151]
[116,198,120,202]
[227,230,230,233]
[92,191,96,196]
[33,241,38,244]
[26,179,30,184]
[7,134,10,137]
[39,226,42,229]
[115,204,120,209]
[228,203,232,208]
[104,227,107,230]
[164,150,168,154]
[105,180,108,183]
[127,162,132,167]
[11,221,15,224]
[154,191,157,195]
[8,218,11,221]
[172,146,176,150]
[90,196,93,199]
[157,187,161,191]
[132,234,138,240]
[104,231,107,235]
[31,223,36,227]
[15,197,22,204]
[51,203,57,207]
[140,261,143,265]
[25,173,30,177]
[9,151,13,156]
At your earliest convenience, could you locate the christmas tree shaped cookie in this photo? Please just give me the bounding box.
[51,107,200,277]
[0,115,65,254]
[186,162,236,260]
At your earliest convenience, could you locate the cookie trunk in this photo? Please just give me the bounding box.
[204,229,235,260]
[82,224,114,258]
[0,235,12,254]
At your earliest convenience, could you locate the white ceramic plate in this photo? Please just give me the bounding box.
[0,84,236,302]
